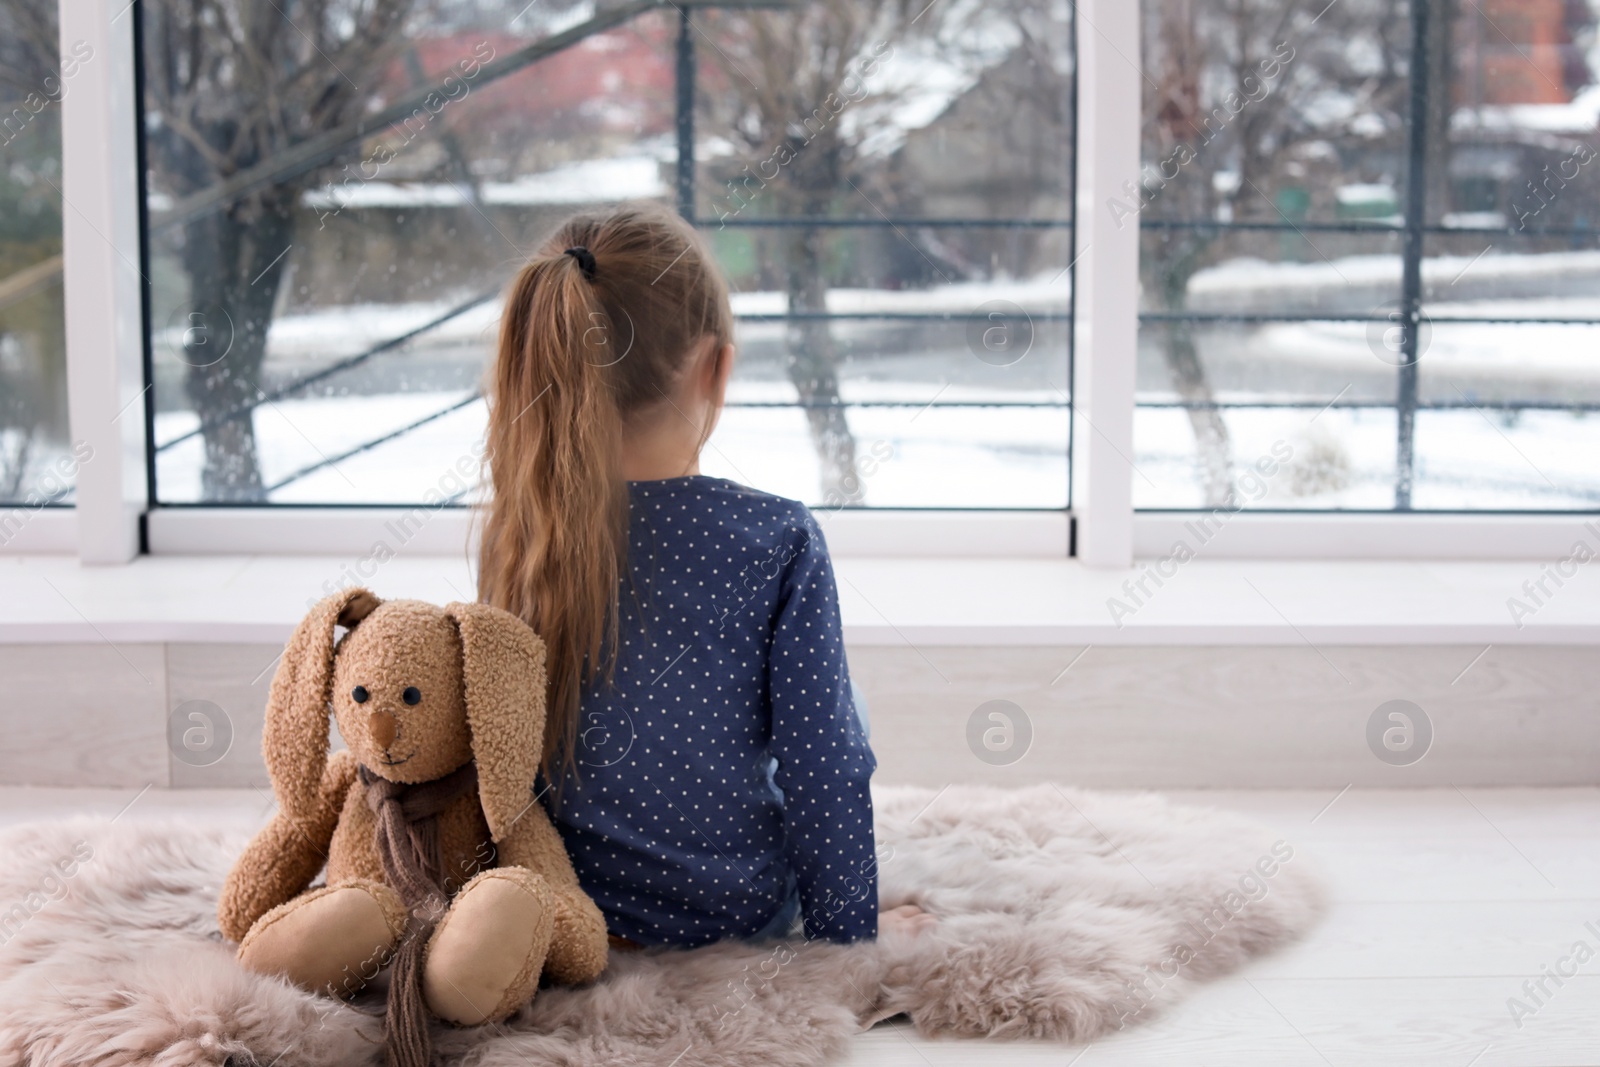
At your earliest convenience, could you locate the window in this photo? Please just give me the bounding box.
[0,2,75,519]
[1136,0,1600,512]
[138,0,1077,510]
[10,0,1591,563]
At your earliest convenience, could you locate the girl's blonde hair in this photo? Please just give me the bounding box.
[477,204,735,781]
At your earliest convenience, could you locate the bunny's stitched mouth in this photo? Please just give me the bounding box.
[378,752,414,766]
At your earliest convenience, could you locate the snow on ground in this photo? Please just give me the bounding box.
[238,298,506,362]
[1251,309,1600,384]
[146,249,1600,511]
[301,155,669,211]
[1135,405,1600,511]
[701,401,1070,510]
[152,248,1593,371]
[151,381,1599,510]
[154,392,487,505]
[153,387,1072,508]
[730,275,1072,317]
[153,274,1073,364]
[1189,249,1600,304]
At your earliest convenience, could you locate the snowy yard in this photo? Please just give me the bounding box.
[136,242,1600,511]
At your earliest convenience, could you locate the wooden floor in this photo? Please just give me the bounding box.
[2,786,1595,1066]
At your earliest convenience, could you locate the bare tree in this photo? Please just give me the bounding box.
[143,0,429,500]
[701,0,931,504]
[1139,0,1411,505]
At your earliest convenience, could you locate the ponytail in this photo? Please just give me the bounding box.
[478,206,734,781]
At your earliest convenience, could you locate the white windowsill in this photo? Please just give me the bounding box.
[122,508,1600,562]
[1,553,1593,646]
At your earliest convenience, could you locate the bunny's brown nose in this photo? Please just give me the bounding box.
[369,711,398,750]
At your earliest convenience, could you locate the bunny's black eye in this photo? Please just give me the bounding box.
[402,686,422,706]
[352,686,369,704]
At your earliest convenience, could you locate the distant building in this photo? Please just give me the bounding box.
[1448,0,1598,229]
[889,47,1076,285]
[1456,0,1590,107]
[373,25,677,179]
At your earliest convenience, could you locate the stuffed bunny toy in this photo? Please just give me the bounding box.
[218,588,608,1067]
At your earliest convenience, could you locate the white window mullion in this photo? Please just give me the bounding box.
[60,0,148,563]
[1070,0,1140,568]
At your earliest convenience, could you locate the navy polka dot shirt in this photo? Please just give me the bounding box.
[544,475,878,946]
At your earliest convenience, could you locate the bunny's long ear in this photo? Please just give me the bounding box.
[445,601,547,842]
[264,587,381,822]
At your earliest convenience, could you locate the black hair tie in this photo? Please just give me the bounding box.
[564,246,597,281]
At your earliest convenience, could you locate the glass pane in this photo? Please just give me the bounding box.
[1412,404,1600,510]
[1138,0,1600,512]
[1412,318,1600,510]
[142,3,680,504]
[1136,402,1400,510]
[696,1,1075,224]
[1417,0,1600,509]
[696,0,1075,507]
[706,405,1070,510]
[1135,0,1415,510]
[141,0,1075,510]
[712,281,1071,508]
[0,3,74,513]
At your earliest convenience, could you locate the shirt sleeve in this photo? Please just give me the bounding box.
[767,511,879,942]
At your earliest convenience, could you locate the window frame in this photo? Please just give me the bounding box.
[19,0,1598,565]
[53,0,147,563]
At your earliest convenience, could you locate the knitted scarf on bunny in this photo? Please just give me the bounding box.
[359,760,480,1067]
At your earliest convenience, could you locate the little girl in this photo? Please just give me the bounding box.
[476,205,931,947]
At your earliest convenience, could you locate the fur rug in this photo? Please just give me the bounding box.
[0,784,1323,1066]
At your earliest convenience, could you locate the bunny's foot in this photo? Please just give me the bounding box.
[423,868,555,1025]
[237,878,407,997]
